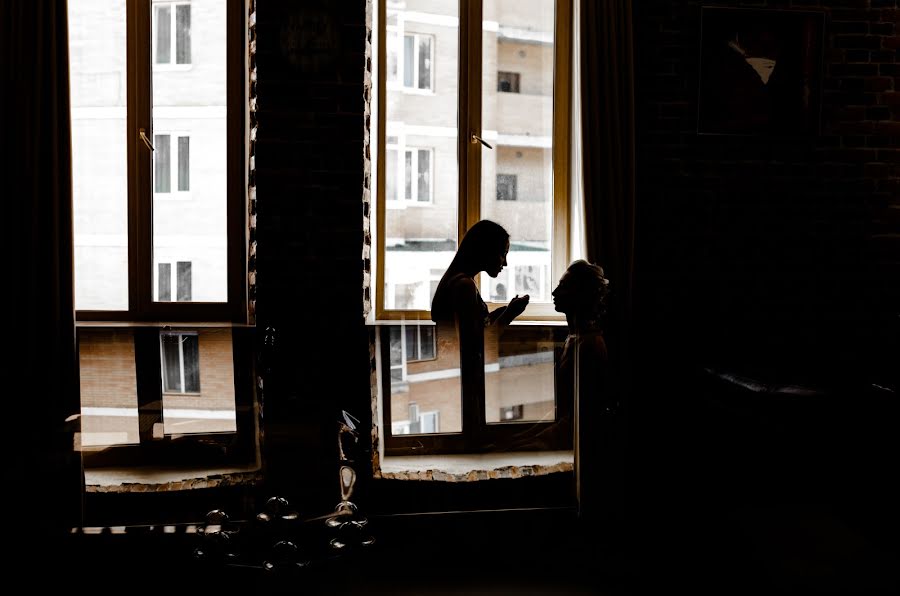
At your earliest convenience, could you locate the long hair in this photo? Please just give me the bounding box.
[445,220,509,275]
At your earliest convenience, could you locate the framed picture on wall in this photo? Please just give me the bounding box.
[697,7,825,135]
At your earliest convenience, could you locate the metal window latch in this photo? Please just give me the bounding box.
[471,133,493,149]
[139,128,155,151]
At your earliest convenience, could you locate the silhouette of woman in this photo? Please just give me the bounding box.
[551,259,614,521]
[431,220,530,409]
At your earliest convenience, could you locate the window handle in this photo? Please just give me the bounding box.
[139,128,155,151]
[471,133,493,150]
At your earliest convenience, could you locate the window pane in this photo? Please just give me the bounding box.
[417,36,432,89]
[404,150,413,200]
[158,262,171,301]
[481,0,555,304]
[420,325,435,360]
[384,1,458,312]
[155,5,171,64]
[405,325,419,360]
[417,149,430,202]
[387,31,399,83]
[161,334,183,392]
[69,0,129,311]
[403,35,414,87]
[182,334,200,392]
[387,324,461,435]
[153,0,228,303]
[176,261,192,301]
[386,148,398,201]
[155,134,171,193]
[162,328,237,435]
[485,325,559,424]
[178,136,190,190]
[78,329,139,446]
[176,4,191,64]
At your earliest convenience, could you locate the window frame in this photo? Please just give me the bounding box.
[152,0,193,69]
[76,0,246,324]
[386,26,436,94]
[375,0,574,455]
[385,137,435,207]
[375,0,572,323]
[71,1,253,471]
[160,330,201,394]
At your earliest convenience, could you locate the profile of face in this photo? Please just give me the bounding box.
[551,269,578,314]
[485,239,510,278]
[551,261,608,317]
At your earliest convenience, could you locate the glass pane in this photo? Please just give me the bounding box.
[155,134,171,193]
[176,4,191,64]
[387,323,461,435]
[178,136,190,190]
[158,262,171,301]
[182,334,200,392]
[78,329,139,446]
[162,329,237,435]
[403,35,414,87]
[404,150,413,200]
[152,0,228,303]
[69,0,129,311]
[418,36,432,89]
[405,325,418,360]
[417,149,430,201]
[485,325,559,424]
[161,333,183,392]
[481,0,555,304]
[383,1,459,312]
[420,325,436,360]
[176,260,192,301]
[386,148,398,201]
[155,5,171,63]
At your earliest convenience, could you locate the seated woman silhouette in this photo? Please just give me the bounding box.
[551,259,614,520]
[431,220,530,411]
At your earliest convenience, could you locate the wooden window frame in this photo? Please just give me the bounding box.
[375,0,573,456]
[73,0,252,470]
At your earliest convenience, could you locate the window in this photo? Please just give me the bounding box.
[68,0,251,481]
[496,174,517,201]
[154,2,192,66]
[377,0,573,455]
[158,261,193,301]
[500,404,524,421]
[154,134,190,195]
[405,324,436,362]
[161,332,200,393]
[386,145,434,204]
[497,71,521,93]
[387,30,434,92]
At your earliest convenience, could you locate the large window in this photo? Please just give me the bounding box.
[69,0,250,477]
[376,0,573,454]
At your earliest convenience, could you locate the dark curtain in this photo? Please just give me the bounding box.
[578,0,635,526]
[2,0,82,544]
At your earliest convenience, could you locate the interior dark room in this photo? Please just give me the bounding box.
[5,0,898,593]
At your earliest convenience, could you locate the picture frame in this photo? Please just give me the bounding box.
[697,7,826,136]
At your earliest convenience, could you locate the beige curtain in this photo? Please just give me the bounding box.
[3,0,83,540]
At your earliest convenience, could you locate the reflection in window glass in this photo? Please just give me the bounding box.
[176,4,191,64]
[78,329,140,446]
[485,326,558,424]
[155,5,171,63]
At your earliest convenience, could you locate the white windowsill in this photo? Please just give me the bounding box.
[377,450,573,482]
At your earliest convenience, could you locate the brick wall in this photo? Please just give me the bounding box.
[634,0,899,385]
[254,0,374,505]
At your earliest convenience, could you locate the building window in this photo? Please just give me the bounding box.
[154,134,190,195]
[387,31,434,91]
[405,324,436,362]
[154,2,192,66]
[497,71,521,93]
[386,145,433,204]
[496,174,517,201]
[377,0,573,455]
[156,261,193,302]
[160,332,200,394]
[500,404,524,421]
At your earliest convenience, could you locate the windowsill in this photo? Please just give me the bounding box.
[84,464,263,493]
[376,450,573,482]
[76,321,256,328]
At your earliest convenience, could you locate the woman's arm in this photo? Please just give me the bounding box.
[490,294,530,327]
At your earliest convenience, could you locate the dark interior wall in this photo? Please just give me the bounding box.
[254,0,374,508]
[633,0,899,387]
